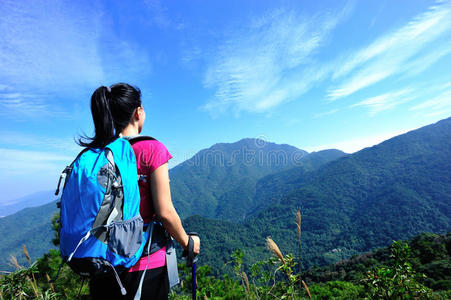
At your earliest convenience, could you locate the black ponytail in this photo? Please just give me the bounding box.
[78,83,142,148]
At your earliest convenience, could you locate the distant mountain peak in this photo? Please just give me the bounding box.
[211,137,304,152]
[176,138,308,170]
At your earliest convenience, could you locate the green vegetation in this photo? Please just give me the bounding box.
[3,118,450,274]
[170,138,344,221]
[183,117,451,274]
[2,230,450,299]
[0,117,450,298]
[0,139,344,272]
[0,201,58,273]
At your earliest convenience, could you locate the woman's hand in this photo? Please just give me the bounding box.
[190,235,200,255]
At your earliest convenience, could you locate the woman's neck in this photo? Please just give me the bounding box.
[121,124,140,137]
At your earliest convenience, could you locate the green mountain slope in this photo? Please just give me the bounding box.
[304,232,451,291]
[1,117,449,274]
[170,138,307,220]
[0,139,343,271]
[0,190,54,217]
[0,201,58,272]
[184,117,451,273]
[170,138,345,221]
[249,149,348,216]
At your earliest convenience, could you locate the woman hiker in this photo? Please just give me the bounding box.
[79,83,200,299]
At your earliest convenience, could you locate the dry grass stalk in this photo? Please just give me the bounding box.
[23,245,31,265]
[8,255,21,270]
[46,273,55,292]
[23,245,38,292]
[242,271,250,296]
[296,210,301,241]
[26,276,39,298]
[266,237,285,264]
[302,280,312,300]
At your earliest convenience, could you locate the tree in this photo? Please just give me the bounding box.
[362,241,432,299]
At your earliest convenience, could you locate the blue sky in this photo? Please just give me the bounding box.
[0,0,450,202]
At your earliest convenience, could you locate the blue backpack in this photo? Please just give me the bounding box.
[55,137,154,296]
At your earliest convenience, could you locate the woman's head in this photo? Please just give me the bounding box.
[78,83,144,148]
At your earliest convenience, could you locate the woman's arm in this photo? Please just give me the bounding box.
[150,162,200,254]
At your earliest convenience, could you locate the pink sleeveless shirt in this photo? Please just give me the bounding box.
[128,138,173,272]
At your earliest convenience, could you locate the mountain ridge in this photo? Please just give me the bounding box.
[1,117,449,272]
[0,138,344,271]
[183,117,451,273]
[0,190,55,218]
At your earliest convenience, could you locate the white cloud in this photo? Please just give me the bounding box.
[401,42,451,78]
[424,109,451,118]
[0,92,70,119]
[0,131,81,153]
[0,0,104,91]
[313,109,339,119]
[328,1,451,100]
[199,1,451,116]
[328,70,393,100]
[201,4,353,115]
[409,89,451,112]
[0,148,73,176]
[304,128,417,154]
[0,132,83,201]
[350,89,416,116]
[0,0,151,118]
[142,0,171,28]
[0,147,74,200]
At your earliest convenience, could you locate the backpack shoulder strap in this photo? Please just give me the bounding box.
[128,135,157,145]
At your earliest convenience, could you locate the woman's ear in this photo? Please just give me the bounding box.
[136,106,145,122]
[135,107,142,120]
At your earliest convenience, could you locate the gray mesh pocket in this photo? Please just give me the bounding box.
[107,215,143,258]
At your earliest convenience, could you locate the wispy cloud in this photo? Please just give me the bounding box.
[409,89,451,112]
[0,130,81,178]
[0,92,70,119]
[424,109,451,118]
[0,131,83,200]
[0,0,104,91]
[350,89,416,116]
[313,109,339,119]
[328,1,451,100]
[142,0,171,28]
[304,128,417,153]
[0,0,151,118]
[200,4,353,116]
[0,130,81,153]
[0,148,73,176]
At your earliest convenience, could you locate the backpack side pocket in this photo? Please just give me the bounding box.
[107,215,143,258]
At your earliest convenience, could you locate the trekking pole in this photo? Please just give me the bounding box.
[192,260,197,300]
[183,232,199,300]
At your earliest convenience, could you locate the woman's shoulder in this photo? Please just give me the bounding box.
[132,138,169,152]
[131,137,172,165]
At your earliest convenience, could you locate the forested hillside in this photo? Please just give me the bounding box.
[0,190,54,217]
[0,201,57,272]
[170,138,345,220]
[0,117,449,275]
[304,232,451,291]
[1,230,449,299]
[183,117,451,273]
[0,139,345,272]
